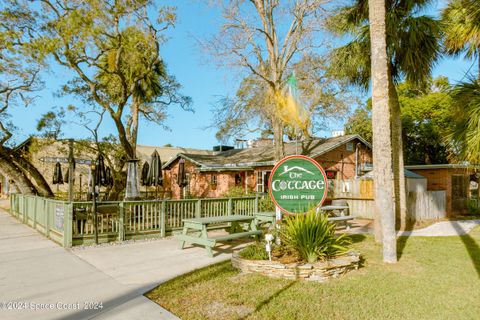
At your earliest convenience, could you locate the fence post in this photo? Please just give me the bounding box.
[63,203,73,248]
[254,194,259,214]
[160,201,166,238]
[9,194,13,216]
[23,196,27,223]
[228,198,233,215]
[118,202,125,242]
[195,199,202,218]
[33,196,38,229]
[45,199,50,238]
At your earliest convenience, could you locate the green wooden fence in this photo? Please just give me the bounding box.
[9,194,274,247]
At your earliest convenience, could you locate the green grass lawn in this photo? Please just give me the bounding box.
[146,227,480,320]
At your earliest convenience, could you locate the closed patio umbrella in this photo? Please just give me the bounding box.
[147,151,163,198]
[95,154,108,187]
[87,167,93,201]
[105,167,113,187]
[53,162,64,185]
[141,161,150,186]
[147,151,163,186]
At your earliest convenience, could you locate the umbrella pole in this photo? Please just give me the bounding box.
[91,165,98,245]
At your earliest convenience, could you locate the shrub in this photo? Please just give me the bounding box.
[281,210,351,263]
[258,196,275,212]
[239,242,269,260]
[467,200,480,216]
[223,186,252,198]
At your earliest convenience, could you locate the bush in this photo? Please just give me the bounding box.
[281,210,350,263]
[223,186,252,198]
[258,196,275,212]
[467,201,480,216]
[239,242,269,260]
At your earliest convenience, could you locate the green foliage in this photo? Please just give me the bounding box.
[36,108,65,139]
[258,196,275,212]
[442,0,480,60]
[239,242,269,260]
[281,211,350,263]
[329,0,442,88]
[344,105,372,142]
[467,201,480,216]
[345,77,457,164]
[222,186,252,198]
[449,79,480,163]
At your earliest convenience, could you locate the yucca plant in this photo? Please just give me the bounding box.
[281,210,351,263]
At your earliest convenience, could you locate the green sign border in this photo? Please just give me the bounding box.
[268,155,329,215]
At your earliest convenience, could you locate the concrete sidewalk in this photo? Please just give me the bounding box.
[0,208,245,320]
[397,219,480,237]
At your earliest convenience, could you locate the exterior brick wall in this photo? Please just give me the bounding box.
[410,168,472,216]
[164,138,373,199]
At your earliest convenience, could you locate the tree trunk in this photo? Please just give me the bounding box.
[130,97,139,154]
[388,70,407,230]
[368,0,397,263]
[107,169,126,200]
[111,114,135,160]
[0,151,37,195]
[272,115,284,161]
[9,150,54,197]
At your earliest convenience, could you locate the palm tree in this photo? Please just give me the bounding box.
[443,0,480,165]
[442,0,480,78]
[329,0,442,231]
[368,0,397,263]
[450,79,480,163]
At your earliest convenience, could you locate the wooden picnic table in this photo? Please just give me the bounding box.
[319,205,353,229]
[175,215,262,257]
[259,207,354,230]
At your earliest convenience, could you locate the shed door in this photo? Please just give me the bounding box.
[451,175,469,213]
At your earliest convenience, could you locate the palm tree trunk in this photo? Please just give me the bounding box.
[368,0,397,263]
[388,68,407,229]
[129,96,139,154]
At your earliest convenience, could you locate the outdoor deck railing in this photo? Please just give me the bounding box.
[9,194,273,247]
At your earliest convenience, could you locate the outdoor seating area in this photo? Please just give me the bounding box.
[176,215,263,256]
[9,193,267,247]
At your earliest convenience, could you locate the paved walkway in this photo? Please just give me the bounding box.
[0,208,246,320]
[397,219,480,237]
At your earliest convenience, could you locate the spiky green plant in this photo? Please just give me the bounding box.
[281,211,351,263]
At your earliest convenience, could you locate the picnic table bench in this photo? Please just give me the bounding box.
[175,215,262,257]
[259,207,354,230]
[319,205,354,230]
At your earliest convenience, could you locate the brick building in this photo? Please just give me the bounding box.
[1,137,213,198]
[162,134,373,199]
[406,164,478,216]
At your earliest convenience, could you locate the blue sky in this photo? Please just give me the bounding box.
[10,0,476,149]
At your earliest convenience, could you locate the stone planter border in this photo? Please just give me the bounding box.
[232,250,361,282]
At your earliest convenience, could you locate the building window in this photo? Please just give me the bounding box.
[256,171,271,193]
[346,142,354,151]
[211,174,217,185]
[235,173,242,185]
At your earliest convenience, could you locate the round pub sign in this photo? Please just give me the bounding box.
[268,155,328,215]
